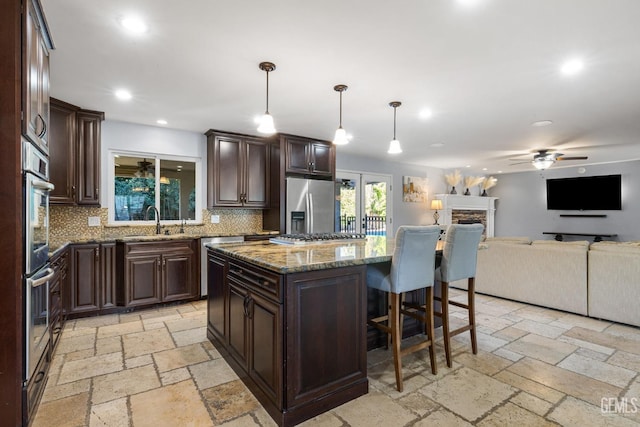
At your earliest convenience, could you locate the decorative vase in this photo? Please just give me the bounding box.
[481,189,488,197]
[464,188,470,196]
[450,186,457,194]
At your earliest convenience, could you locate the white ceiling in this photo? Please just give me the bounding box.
[41,0,640,174]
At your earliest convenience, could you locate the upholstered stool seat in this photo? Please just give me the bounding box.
[434,224,484,367]
[366,225,441,392]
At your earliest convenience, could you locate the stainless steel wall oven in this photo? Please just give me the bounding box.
[23,140,54,382]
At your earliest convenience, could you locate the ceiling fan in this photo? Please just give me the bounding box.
[509,150,588,170]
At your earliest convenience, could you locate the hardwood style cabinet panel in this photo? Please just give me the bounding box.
[206,130,270,208]
[23,0,53,154]
[283,134,335,179]
[207,253,226,342]
[206,252,365,426]
[50,99,78,204]
[68,243,118,317]
[49,98,104,206]
[118,240,197,308]
[49,248,69,355]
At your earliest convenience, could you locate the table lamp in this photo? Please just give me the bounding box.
[431,199,443,225]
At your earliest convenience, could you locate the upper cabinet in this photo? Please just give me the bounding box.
[23,0,54,154]
[282,134,335,179]
[50,98,104,206]
[206,130,272,208]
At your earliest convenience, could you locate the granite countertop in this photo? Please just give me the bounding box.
[48,230,280,259]
[206,236,395,274]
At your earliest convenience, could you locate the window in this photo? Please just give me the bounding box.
[109,153,201,225]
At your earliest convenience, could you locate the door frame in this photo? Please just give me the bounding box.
[336,169,394,238]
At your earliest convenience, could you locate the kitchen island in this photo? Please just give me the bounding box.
[206,237,395,427]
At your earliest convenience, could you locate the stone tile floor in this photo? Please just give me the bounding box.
[32,290,640,426]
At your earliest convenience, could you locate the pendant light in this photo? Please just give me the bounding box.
[388,101,402,154]
[257,61,276,134]
[333,84,349,145]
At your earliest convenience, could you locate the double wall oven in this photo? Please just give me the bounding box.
[23,140,54,383]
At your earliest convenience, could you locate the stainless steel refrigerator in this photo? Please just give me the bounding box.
[286,177,335,234]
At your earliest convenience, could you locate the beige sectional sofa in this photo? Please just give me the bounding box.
[452,238,589,315]
[450,237,640,327]
[588,242,640,327]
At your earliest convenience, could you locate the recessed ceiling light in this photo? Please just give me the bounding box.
[115,89,132,101]
[532,120,553,127]
[157,119,168,125]
[120,16,148,34]
[457,0,481,7]
[561,58,584,76]
[430,142,444,148]
[465,165,471,168]
[419,109,433,120]
[482,168,488,171]
[497,170,503,174]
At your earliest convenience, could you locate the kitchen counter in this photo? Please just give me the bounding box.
[206,235,394,274]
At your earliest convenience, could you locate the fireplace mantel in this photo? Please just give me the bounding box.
[435,194,498,237]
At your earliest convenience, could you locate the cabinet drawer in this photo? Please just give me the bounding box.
[228,260,281,303]
[123,240,194,256]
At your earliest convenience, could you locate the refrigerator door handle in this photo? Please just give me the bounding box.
[308,193,314,233]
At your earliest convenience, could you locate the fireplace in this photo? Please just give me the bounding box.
[434,194,497,237]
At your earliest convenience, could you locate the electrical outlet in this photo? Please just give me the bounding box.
[88,216,101,227]
[211,215,220,224]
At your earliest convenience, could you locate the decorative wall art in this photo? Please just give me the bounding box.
[402,176,428,202]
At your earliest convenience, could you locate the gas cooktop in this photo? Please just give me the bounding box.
[269,233,367,245]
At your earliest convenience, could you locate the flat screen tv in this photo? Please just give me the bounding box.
[546,174,622,210]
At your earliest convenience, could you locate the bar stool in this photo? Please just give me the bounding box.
[434,223,484,368]
[366,225,441,392]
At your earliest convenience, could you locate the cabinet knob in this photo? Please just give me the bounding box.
[95,247,99,260]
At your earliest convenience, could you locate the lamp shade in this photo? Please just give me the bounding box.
[333,127,348,145]
[533,158,554,170]
[430,199,443,210]
[257,112,276,134]
[388,139,402,154]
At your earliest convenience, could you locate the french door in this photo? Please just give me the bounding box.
[336,171,393,237]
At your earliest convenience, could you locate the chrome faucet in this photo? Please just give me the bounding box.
[145,206,161,234]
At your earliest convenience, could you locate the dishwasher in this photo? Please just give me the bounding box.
[201,236,244,296]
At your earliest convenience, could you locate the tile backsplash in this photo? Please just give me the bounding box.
[50,206,264,246]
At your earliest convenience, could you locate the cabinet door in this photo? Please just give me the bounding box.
[243,139,269,207]
[125,255,162,307]
[248,291,282,408]
[284,137,311,174]
[76,111,103,205]
[227,281,249,369]
[24,0,50,154]
[49,99,78,204]
[69,245,100,314]
[211,135,243,207]
[207,253,226,341]
[162,252,195,302]
[310,142,334,177]
[100,243,117,309]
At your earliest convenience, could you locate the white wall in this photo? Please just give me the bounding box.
[337,151,447,234]
[101,120,207,207]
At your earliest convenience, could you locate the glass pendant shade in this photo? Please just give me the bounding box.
[533,159,554,170]
[333,127,348,145]
[388,139,402,154]
[257,112,276,134]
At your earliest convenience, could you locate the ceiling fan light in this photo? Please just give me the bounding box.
[533,159,554,170]
[333,127,348,145]
[388,139,402,154]
[257,112,276,134]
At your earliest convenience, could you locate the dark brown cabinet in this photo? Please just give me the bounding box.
[67,243,116,317]
[23,0,53,154]
[49,248,69,354]
[118,240,197,308]
[49,98,104,206]
[207,251,366,426]
[283,134,335,179]
[206,130,270,208]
